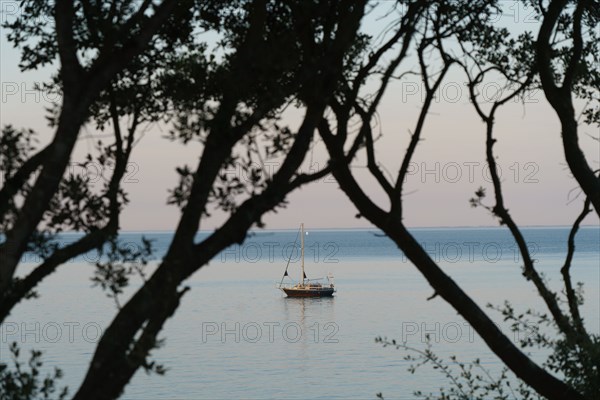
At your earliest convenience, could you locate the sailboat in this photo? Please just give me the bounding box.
[278,223,336,297]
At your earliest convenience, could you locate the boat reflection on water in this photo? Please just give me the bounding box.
[281,295,337,353]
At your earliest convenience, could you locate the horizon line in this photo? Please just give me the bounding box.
[50,223,600,234]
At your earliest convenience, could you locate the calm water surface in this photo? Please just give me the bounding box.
[3,227,599,399]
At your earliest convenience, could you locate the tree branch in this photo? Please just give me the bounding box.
[0,226,114,323]
[0,94,135,322]
[562,1,585,90]
[463,67,587,346]
[354,104,394,198]
[0,145,50,219]
[71,5,367,398]
[319,120,584,399]
[393,39,453,217]
[560,197,592,338]
[0,0,186,292]
[536,0,600,216]
[54,0,84,92]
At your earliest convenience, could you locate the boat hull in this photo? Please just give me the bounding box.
[282,287,335,297]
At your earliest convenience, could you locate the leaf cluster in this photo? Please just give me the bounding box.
[0,342,68,400]
[91,236,154,308]
[375,335,542,400]
[490,300,600,398]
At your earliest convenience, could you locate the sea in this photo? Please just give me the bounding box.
[2,226,599,399]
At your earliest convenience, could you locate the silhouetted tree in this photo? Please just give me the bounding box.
[0,0,203,324]
[0,0,195,297]
[2,1,597,399]
[1,0,367,399]
[316,0,598,399]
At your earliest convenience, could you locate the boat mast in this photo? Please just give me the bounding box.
[300,223,305,286]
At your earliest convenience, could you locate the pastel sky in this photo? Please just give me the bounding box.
[0,2,598,231]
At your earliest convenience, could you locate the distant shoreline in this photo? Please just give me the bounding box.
[43,224,600,235]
